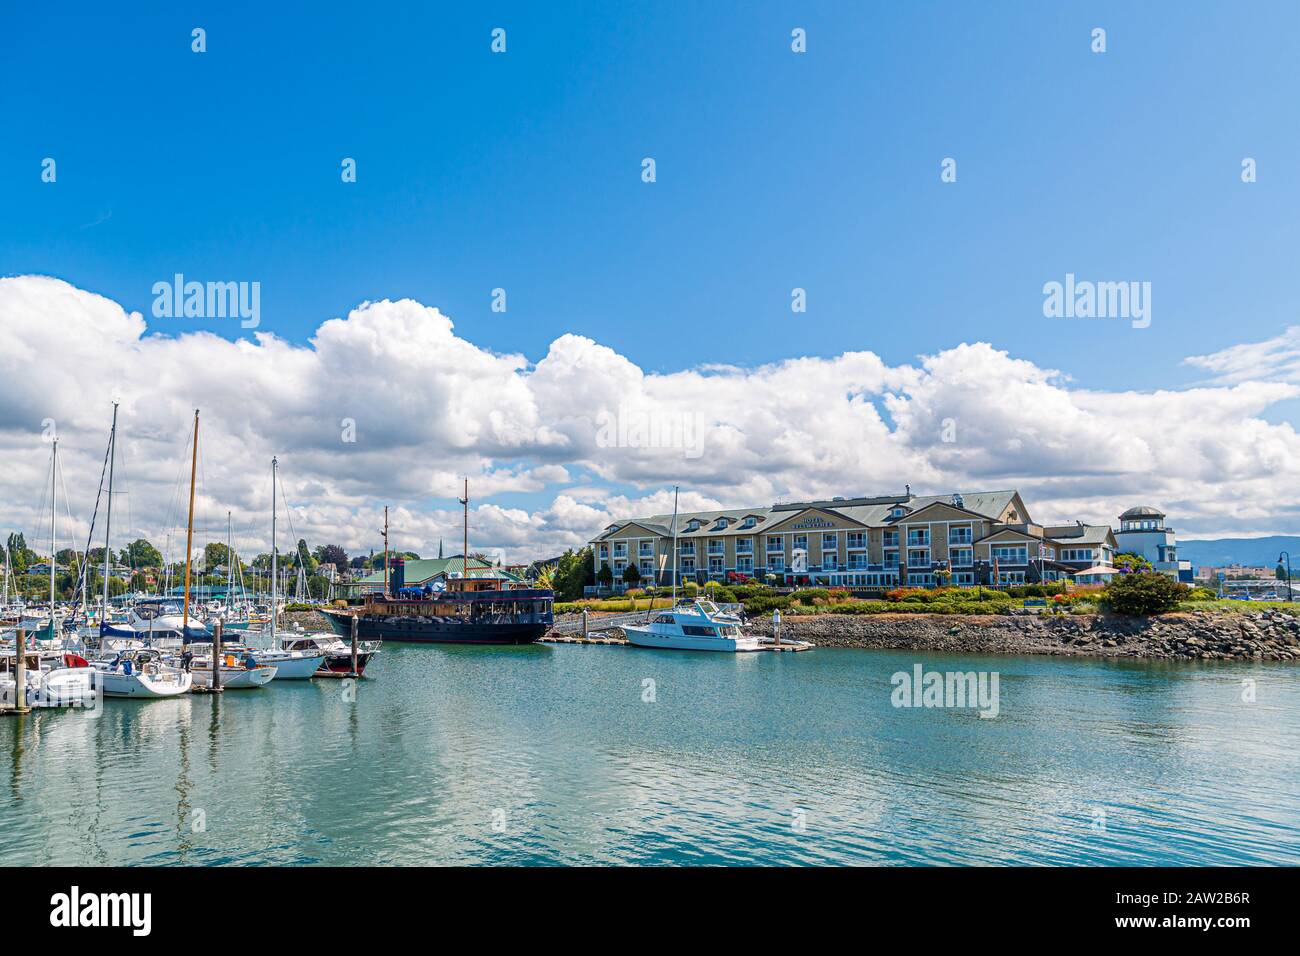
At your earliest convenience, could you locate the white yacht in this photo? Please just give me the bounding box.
[93,648,193,698]
[623,600,761,652]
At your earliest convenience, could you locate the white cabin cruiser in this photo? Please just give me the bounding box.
[623,600,761,652]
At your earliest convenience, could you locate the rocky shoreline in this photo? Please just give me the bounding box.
[564,610,1300,661]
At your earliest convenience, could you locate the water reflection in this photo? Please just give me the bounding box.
[2,646,1298,866]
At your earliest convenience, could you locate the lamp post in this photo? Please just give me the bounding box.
[1279,551,1293,603]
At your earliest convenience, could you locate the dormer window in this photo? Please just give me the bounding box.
[685,520,700,532]
[741,516,755,528]
[890,507,906,518]
[715,518,728,530]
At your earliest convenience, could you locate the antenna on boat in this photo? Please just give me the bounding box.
[381,506,389,597]
[459,478,469,581]
[670,485,679,609]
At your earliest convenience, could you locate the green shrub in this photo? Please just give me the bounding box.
[1102,572,1189,615]
[795,588,829,606]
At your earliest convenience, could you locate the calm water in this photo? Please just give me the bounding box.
[2,644,1298,866]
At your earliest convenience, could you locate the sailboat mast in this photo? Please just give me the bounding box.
[382,506,389,597]
[271,456,278,647]
[102,401,118,618]
[225,510,233,615]
[50,437,58,614]
[462,478,469,580]
[181,410,199,639]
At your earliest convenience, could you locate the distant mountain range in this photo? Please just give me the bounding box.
[1177,537,1300,568]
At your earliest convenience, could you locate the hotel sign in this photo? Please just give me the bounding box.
[792,517,836,529]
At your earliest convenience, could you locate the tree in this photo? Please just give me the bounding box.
[596,563,614,589]
[554,546,594,601]
[622,563,641,588]
[314,544,348,575]
[204,542,234,570]
[534,564,557,590]
[1114,552,1153,572]
[121,538,163,569]
[1103,571,1188,615]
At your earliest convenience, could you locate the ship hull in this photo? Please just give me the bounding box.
[323,610,547,645]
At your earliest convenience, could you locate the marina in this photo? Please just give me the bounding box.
[2,643,1297,866]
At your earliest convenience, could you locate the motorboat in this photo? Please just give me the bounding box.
[1,650,100,709]
[622,600,761,652]
[93,648,193,698]
[281,633,380,676]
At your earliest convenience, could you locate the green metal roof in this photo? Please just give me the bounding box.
[350,556,518,585]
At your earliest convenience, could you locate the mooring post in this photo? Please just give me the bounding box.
[581,608,588,640]
[350,614,359,678]
[5,627,32,714]
[212,620,224,693]
[773,608,781,648]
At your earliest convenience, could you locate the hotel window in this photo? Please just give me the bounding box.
[891,508,906,518]
[737,557,753,573]
[614,561,626,574]
[908,549,930,567]
[952,572,975,586]
[741,517,756,528]
[599,546,608,559]
[949,526,972,545]
[847,532,866,549]
[848,554,867,570]
[736,537,753,553]
[678,541,694,555]
[793,534,808,551]
[997,570,1026,585]
[883,531,899,548]
[821,532,838,552]
[884,552,899,569]
[680,558,695,573]
[707,540,724,555]
[639,542,653,557]
[769,556,785,572]
[640,559,654,577]
[950,548,973,567]
[714,518,728,530]
[613,544,627,558]
[991,545,1028,565]
[767,535,783,553]
[907,572,934,586]
[1060,548,1094,562]
[709,557,724,573]
[907,528,929,546]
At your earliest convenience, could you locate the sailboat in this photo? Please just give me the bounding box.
[241,457,326,678]
[97,411,194,697]
[623,486,761,652]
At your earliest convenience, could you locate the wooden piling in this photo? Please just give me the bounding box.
[3,627,32,715]
[350,614,359,678]
[211,620,224,693]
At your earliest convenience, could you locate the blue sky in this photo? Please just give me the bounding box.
[5,1,1297,388]
[3,2,1300,554]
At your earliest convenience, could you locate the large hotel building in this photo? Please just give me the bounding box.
[590,489,1189,590]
